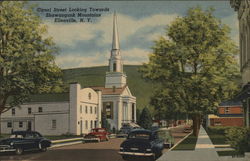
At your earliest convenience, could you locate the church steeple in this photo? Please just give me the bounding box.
[109,12,123,73]
[112,12,120,50]
[105,12,127,88]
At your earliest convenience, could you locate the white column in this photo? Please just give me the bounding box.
[97,91,102,128]
[69,83,80,135]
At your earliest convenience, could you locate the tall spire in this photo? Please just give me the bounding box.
[112,11,120,50]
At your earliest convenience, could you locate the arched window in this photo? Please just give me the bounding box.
[113,63,116,72]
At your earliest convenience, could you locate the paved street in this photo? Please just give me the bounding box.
[0,126,188,161]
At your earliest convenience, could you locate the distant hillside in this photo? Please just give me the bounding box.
[62,65,157,110]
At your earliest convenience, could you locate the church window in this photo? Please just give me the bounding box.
[88,93,91,100]
[7,122,12,128]
[19,122,23,128]
[85,106,88,113]
[38,107,43,113]
[91,120,93,129]
[94,120,97,128]
[113,63,117,72]
[103,102,113,119]
[90,106,93,114]
[12,108,15,115]
[28,107,32,114]
[52,120,56,129]
[95,107,97,114]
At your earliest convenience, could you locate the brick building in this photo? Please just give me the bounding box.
[208,100,243,127]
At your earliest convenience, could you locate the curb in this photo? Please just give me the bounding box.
[50,141,83,149]
[169,131,193,151]
[51,137,83,144]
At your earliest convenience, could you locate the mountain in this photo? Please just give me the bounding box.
[62,65,156,110]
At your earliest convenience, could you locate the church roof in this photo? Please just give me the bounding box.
[91,85,127,95]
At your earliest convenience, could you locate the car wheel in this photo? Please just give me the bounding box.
[150,153,156,161]
[15,147,23,155]
[39,143,47,152]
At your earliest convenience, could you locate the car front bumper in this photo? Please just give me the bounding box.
[119,151,154,156]
[0,145,15,152]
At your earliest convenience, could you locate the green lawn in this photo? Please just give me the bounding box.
[45,135,81,140]
[0,134,10,138]
[206,133,227,145]
[172,134,198,150]
[217,151,239,157]
[205,127,238,156]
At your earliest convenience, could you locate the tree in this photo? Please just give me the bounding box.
[0,1,63,115]
[140,7,240,136]
[138,107,153,129]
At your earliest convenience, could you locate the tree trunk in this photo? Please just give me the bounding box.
[192,114,200,137]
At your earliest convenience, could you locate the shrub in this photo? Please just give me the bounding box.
[225,127,250,154]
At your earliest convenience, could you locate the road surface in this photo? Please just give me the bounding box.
[0,126,189,161]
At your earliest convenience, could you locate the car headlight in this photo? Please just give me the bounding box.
[120,147,124,150]
[146,148,152,152]
[10,142,14,146]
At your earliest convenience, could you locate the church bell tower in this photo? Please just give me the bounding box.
[105,12,127,88]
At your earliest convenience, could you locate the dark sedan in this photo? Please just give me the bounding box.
[0,131,51,155]
[119,129,164,160]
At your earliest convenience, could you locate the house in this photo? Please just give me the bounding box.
[208,100,243,127]
[230,0,250,127]
[0,84,102,135]
[0,12,136,135]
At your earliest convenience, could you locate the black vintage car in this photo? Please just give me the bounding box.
[0,131,51,155]
[119,129,164,160]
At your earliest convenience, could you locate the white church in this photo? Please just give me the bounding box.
[0,13,136,135]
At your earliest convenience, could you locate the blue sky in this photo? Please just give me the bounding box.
[32,1,239,69]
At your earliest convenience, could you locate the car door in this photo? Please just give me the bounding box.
[23,132,36,150]
[33,132,43,149]
[152,132,164,152]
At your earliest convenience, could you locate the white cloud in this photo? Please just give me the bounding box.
[56,52,107,69]
[122,48,150,64]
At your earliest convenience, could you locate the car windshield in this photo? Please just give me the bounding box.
[10,134,24,138]
[128,133,150,139]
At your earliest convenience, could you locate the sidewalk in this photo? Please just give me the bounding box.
[157,126,220,161]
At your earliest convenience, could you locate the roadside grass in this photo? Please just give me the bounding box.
[206,132,227,145]
[45,135,81,140]
[172,134,198,150]
[0,134,10,138]
[205,127,238,157]
[217,150,239,157]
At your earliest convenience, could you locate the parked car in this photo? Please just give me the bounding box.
[119,129,164,160]
[83,128,109,142]
[117,123,141,138]
[158,128,175,148]
[0,131,51,155]
[183,125,192,133]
